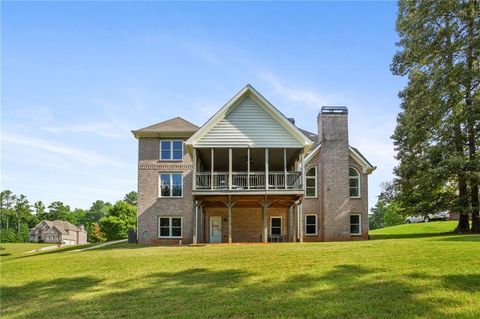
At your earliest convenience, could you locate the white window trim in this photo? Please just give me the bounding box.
[158,216,183,239]
[305,214,318,236]
[305,166,318,198]
[349,166,361,199]
[159,140,184,161]
[158,173,184,198]
[269,216,283,236]
[350,214,362,235]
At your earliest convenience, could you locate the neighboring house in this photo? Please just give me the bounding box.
[132,84,375,244]
[29,220,88,245]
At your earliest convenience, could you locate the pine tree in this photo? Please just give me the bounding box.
[391,0,479,232]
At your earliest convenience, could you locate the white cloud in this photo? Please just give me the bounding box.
[2,133,129,168]
[40,122,124,139]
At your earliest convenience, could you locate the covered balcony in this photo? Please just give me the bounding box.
[192,147,305,194]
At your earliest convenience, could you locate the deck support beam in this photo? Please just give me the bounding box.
[222,196,237,244]
[193,200,203,245]
[260,200,274,243]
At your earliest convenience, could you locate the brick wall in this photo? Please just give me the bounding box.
[137,137,195,244]
[203,206,289,243]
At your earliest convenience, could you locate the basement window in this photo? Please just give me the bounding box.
[305,214,318,236]
[350,214,361,235]
[158,217,182,238]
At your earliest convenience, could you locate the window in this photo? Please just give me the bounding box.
[305,214,318,235]
[159,173,183,197]
[305,167,317,198]
[158,217,182,238]
[349,167,360,198]
[350,214,361,235]
[270,217,282,236]
[160,140,183,160]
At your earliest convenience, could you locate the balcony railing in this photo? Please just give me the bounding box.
[195,171,302,191]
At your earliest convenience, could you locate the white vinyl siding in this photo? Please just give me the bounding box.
[195,96,303,148]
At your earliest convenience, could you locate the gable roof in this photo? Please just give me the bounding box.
[132,117,199,138]
[303,144,376,174]
[33,220,81,233]
[186,84,313,151]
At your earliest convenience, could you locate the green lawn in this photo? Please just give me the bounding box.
[1,223,479,319]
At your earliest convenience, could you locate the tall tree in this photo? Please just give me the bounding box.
[0,190,15,231]
[123,191,137,207]
[33,201,46,219]
[87,200,111,223]
[14,194,31,236]
[391,0,480,232]
[47,201,71,221]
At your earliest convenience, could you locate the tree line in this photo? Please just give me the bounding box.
[0,190,137,243]
[371,0,479,232]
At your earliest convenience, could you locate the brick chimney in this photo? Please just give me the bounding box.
[318,106,351,241]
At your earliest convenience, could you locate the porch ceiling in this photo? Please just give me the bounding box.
[194,194,302,208]
[196,147,301,171]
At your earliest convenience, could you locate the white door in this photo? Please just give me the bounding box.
[210,216,222,243]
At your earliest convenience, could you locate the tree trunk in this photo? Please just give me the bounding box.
[464,0,479,233]
[456,176,471,233]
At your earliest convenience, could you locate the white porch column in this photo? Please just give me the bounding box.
[299,202,304,243]
[247,148,251,190]
[260,200,273,243]
[229,148,232,190]
[193,148,197,190]
[223,197,237,244]
[210,148,214,190]
[265,148,269,190]
[288,205,293,242]
[193,200,202,245]
[284,148,287,189]
[301,148,305,190]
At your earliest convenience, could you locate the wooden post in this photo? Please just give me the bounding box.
[265,148,269,190]
[193,148,197,190]
[299,202,304,243]
[192,200,203,245]
[247,148,250,190]
[193,201,197,244]
[222,198,237,244]
[259,200,273,243]
[288,205,293,242]
[229,148,232,190]
[211,148,214,190]
[284,148,287,189]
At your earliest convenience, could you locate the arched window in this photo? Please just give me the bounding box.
[349,167,360,198]
[305,167,317,198]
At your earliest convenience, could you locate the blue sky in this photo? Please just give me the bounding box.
[1,1,405,210]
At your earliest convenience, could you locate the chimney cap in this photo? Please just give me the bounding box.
[320,106,348,115]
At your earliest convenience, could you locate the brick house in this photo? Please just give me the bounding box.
[29,220,88,245]
[132,85,375,244]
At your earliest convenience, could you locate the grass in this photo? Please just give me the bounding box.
[1,223,479,319]
[369,220,458,239]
